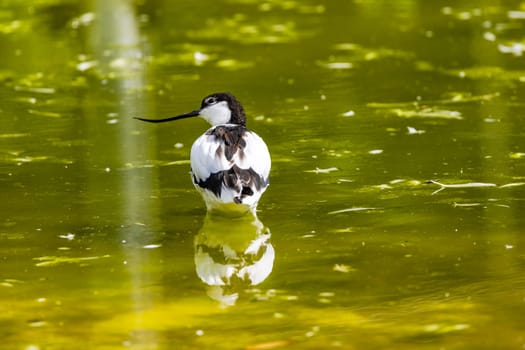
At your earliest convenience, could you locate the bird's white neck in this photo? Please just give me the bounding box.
[200,101,231,126]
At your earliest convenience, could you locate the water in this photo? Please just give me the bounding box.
[1,0,525,349]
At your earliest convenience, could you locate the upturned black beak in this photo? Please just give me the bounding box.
[134,109,200,123]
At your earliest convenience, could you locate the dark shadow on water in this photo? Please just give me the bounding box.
[194,213,273,306]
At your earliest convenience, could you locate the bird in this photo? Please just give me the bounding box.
[135,92,271,215]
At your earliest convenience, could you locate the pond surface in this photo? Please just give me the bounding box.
[2,0,525,349]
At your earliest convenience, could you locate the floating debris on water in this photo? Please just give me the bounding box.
[122,160,191,169]
[193,51,210,65]
[143,244,162,249]
[407,126,425,135]
[507,11,525,19]
[305,325,320,337]
[430,180,497,188]
[483,31,497,42]
[15,96,37,104]
[305,167,339,174]
[333,264,356,273]
[28,320,47,328]
[331,227,354,233]
[498,42,524,56]
[452,202,483,208]
[374,184,392,190]
[318,61,353,69]
[337,179,354,184]
[216,58,254,70]
[368,102,464,119]
[369,92,499,107]
[163,160,191,166]
[429,180,497,194]
[328,207,381,215]
[390,179,406,184]
[0,133,29,139]
[391,108,463,120]
[333,42,360,51]
[246,340,292,350]
[318,297,332,304]
[34,255,110,267]
[499,182,525,188]
[509,152,525,159]
[423,323,470,334]
[58,233,75,240]
[27,109,63,118]
[330,42,414,62]
[70,12,96,29]
[76,60,97,72]
[14,86,56,94]
[12,156,48,163]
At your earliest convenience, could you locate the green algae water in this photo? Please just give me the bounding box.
[1,0,525,349]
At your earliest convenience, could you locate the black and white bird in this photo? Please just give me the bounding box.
[136,92,271,214]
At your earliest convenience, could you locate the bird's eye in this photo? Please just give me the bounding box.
[205,96,217,105]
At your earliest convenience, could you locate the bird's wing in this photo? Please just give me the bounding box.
[190,132,231,182]
[235,131,271,181]
[191,127,270,181]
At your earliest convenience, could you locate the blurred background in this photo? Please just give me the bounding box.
[1,0,525,349]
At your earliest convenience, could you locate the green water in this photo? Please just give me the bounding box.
[2,0,525,349]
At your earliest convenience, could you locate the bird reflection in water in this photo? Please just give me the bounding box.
[194,213,273,306]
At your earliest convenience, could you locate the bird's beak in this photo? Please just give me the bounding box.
[134,109,201,123]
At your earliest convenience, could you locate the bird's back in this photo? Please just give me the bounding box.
[190,124,271,213]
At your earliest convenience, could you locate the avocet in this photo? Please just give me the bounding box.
[136,92,271,214]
